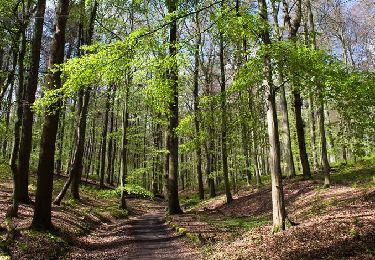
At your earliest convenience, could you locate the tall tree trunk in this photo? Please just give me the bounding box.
[18,0,47,204]
[9,23,27,216]
[2,47,18,157]
[309,94,318,171]
[306,0,330,184]
[258,0,287,232]
[54,0,98,203]
[120,87,129,209]
[283,0,311,179]
[166,0,182,214]
[100,87,111,188]
[106,86,115,184]
[271,0,295,179]
[219,25,233,203]
[280,84,296,178]
[193,9,204,200]
[318,100,331,187]
[32,0,70,230]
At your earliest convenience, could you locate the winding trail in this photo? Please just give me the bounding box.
[63,204,201,260]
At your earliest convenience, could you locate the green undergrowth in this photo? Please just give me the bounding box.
[330,159,375,188]
[0,163,11,182]
[204,215,270,232]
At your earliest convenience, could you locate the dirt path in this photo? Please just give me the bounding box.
[63,204,201,260]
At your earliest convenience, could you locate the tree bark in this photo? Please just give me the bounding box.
[280,83,296,178]
[193,9,204,200]
[258,0,287,232]
[32,0,70,230]
[166,0,182,214]
[120,87,129,210]
[294,91,311,179]
[219,23,232,203]
[9,23,27,216]
[283,0,311,179]
[99,87,111,188]
[54,0,98,203]
[18,0,47,204]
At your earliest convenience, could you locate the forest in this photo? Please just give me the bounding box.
[0,0,374,259]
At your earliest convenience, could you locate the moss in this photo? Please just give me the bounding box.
[272,225,281,234]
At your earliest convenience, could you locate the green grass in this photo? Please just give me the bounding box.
[205,215,270,231]
[180,193,203,209]
[331,159,375,188]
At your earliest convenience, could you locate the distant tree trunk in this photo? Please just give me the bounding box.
[258,0,286,232]
[54,0,98,203]
[106,86,115,184]
[270,0,295,179]
[32,0,70,230]
[241,119,252,185]
[166,0,182,214]
[219,20,233,203]
[280,85,296,178]
[318,100,331,187]
[193,10,204,200]
[294,92,311,179]
[18,0,47,204]
[252,130,262,186]
[120,87,129,210]
[56,107,65,175]
[283,0,311,179]
[308,94,318,171]
[100,87,111,188]
[306,0,330,185]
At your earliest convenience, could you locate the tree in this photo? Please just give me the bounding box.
[54,0,98,204]
[257,0,287,232]
[166,0,182,215]
[17,0,46,205]
[282,0,311,180]
[193,2,204,200]
[31,0,70,230]
[219,2,233,204]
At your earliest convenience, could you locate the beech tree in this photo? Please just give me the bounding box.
[32,0,70,230]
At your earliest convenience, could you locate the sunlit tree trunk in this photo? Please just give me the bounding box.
[258,0,287,232]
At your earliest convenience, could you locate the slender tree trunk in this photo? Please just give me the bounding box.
[294,91,311,179]
[54,0,98,203]
[280,85,296,178]
[319,100,331,186]
[100,87,111,188]
[258,0,286,232]
[306,0,330,184]
[309,94,318,171]
[252,130,262,186]
[106,87,115,184]
[9,23,27,216]
[166,0,182,214]
[219,23,233,203]
[18,0,47,204]
[56,107,65,174]
[120,88,129,210]
[193,10,204,200]
[2,48,18,157]
[32,0,70,230]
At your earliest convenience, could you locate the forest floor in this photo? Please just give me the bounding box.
[173,160,375,259]
[0,168,200,259]
[0,160,374,259]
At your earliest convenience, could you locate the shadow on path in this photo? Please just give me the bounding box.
[63,205,201,260]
